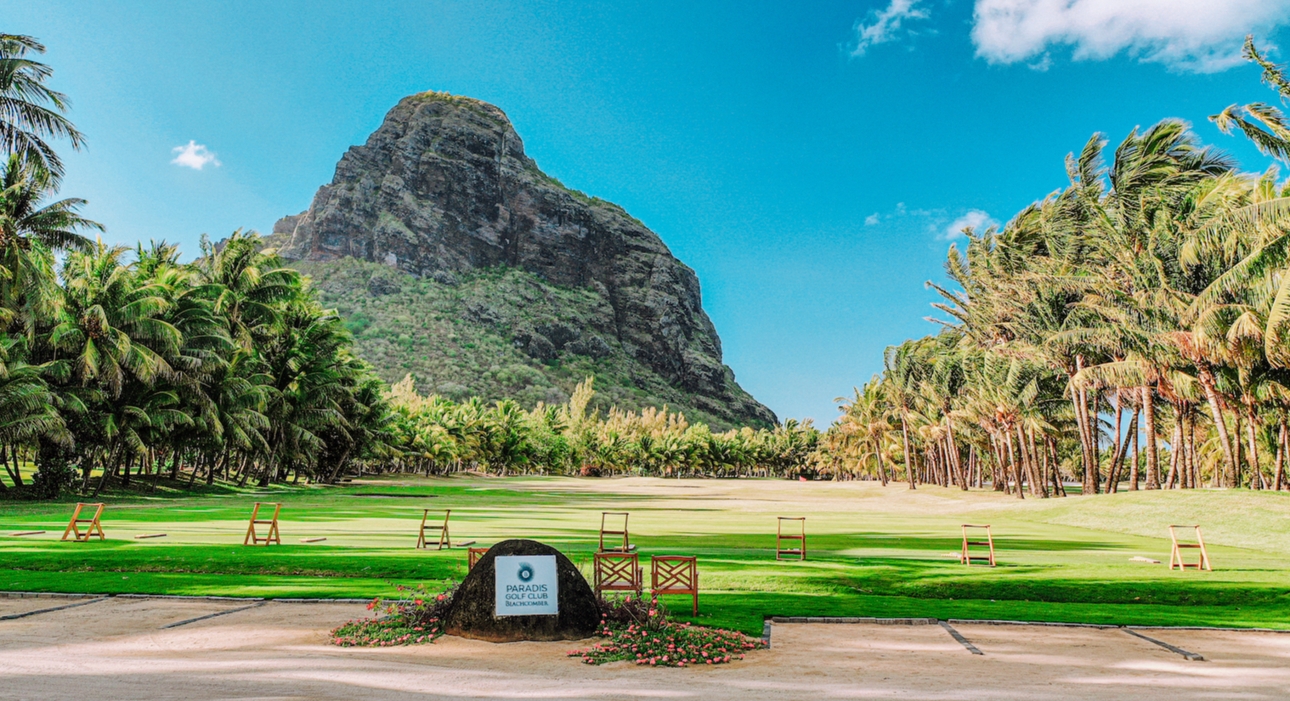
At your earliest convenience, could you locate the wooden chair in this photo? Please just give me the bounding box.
[417,508,454,552]
[651,555,699,616]
[776,517,806,560]
[599,511,633,553]
[467,546,488,570]
[594,552,642,595]
[1169,525,1212,571]
[61,503,106,542]
[243,502,282,546]
[960,524,995,566]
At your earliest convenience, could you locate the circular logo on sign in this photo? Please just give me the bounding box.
[518,563,534,582]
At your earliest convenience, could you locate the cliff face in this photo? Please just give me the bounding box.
[280,92,775,427]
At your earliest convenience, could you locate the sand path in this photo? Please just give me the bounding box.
[2,597,1289,700]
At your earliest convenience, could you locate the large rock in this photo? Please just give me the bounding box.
[279,91,776,428]
[443,539,599,642]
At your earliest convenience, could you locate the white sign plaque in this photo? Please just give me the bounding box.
[494,555,559,616]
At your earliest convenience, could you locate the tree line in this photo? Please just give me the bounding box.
[824,38,1290,496]
[383,375,819,478]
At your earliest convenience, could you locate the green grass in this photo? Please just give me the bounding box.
[2,476,1289,635]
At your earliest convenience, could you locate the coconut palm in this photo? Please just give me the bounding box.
[0,35,84,180]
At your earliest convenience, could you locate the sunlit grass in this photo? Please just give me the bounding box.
[2,476,1287,634]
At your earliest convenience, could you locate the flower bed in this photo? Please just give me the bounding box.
[568,596,764,667]
[330,582,455,647]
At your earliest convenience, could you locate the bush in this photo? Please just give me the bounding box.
[569,595,764,667]
[330,582,456,647]
[30,454,77,499]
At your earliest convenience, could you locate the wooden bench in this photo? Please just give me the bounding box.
[651,555,699,615]
[61,503,106,542]
[599,511,634,553]
[244,502,282,545]
[594,552,642,596]
[467,546,489,570]
[1169,525,1212,571]
[777,517,806,560]
[417,509,451,550]
[960,524,995,566]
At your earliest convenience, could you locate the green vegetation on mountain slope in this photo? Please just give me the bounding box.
[292,257,762,432]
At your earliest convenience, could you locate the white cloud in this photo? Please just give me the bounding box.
[171,141,221,170]
[972,0,1290,73]
[850,0,931,57]
[865,212,881,226]
[943,209,997,239]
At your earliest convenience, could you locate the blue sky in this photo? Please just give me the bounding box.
[10,0,1290,423]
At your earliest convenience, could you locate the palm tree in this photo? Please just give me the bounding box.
[0,153,98,330]
[0,35,84,180]
[49,241,180,397]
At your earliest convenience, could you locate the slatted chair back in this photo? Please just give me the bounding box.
[776,517,806,560]
[960,524,995,566]
[61,503,106,542]
[417,509,451,550]
[593,552,642,595]
[244,502,282,545]
[467,546,489,570]
[1169,525,1212,571]
[651,555,699,615]
[599,511,632,553]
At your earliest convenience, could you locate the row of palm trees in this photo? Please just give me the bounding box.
[383,376,821,478]
[0,34,394,496]
[825,38,1290,496]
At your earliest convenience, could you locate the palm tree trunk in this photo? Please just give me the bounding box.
[945,415,968,491]
[900,414,915,490]
[0,446,21,487]
[1107,413,1138,492]
[1047,436,1066,497]
[1069,360,1097,495]
[875,447,889,486]
[91,445,122,498]
[1165,420,1181,489]
[1185,410,1196,489]
[1025,426,1046,497]
[1005,427,1023,499]
[1198,367,1239,485]
[1244,401,1262,490]
[1129,407,1141,490]
[1109,396,1124,492]
[1276,420,1287,491]
[1071,365,1097,495]
[10,447,24,487]
[1039,432,1051,496]
[1142,386,1160,490]
[990,432,1007,491]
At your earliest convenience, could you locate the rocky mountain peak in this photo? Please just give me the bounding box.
[280,91,775,427]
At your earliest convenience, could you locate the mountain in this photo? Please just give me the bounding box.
[275,91,775,429]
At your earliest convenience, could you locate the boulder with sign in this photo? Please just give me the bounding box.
[443,539,600,642]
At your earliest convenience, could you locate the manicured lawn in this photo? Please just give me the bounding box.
[2,476,1288,635]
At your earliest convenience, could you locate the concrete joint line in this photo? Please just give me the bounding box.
[1123,628,1204,661]
[939,620,984,655]
[769,616,938,625]
[160,601,267,629]
[0,596,109,620]
[948,618,1119,630]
